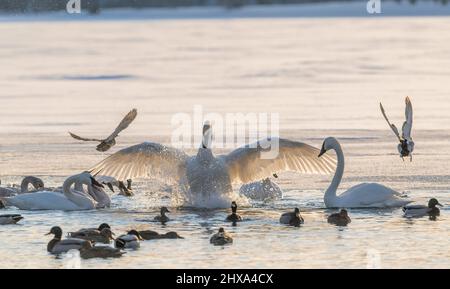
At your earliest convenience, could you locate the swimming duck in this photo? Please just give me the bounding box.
[79,242,125,259]
[210,228,233,246]
[69,223,111,236]
[46,226,90,255]
[327,209,351,226]
[0,214,24,225]
[403,198,443,218]
[115,230,142,249]
[226,201,242,223]
[154,207,170,223]
[138,230,184,240]
[280,208,304,227]
[69,227,114,244]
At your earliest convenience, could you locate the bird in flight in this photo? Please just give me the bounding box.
[69,108,137,152]
[380,97,414,161]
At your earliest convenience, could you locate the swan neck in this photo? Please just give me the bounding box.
[325,141,345,205]
[20,177,32,193]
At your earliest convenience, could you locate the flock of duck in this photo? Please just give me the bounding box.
[0,97,445,259]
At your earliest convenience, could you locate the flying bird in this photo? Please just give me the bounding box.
[69,108,137,152]
[380,97,414,161]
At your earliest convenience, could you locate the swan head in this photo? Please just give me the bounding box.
[202,121,213,149]
[45,226,63,239]
[318,137,339,157]
[428,198,443,208]
[22,176,44,190]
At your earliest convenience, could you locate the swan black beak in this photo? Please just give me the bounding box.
[90,177,105,188]
[318,147,326,158]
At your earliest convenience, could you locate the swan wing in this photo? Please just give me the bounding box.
[104,108,138,142]
[222,138,336,184]
[69,132,103,142]
[402,96,413,140]
[380,103,402,141]
[89,142,189,184]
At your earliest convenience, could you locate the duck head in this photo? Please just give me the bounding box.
[294,207,300,216]
[231,201,238,213]
[339,209,349,218]
[428,198,443,208]
[128,229,143,240]
[46,226,63,240]
[98,223,111,231]
[161,207,170,215]
[202,121,213,149]
[100,228,115,240]
[218,227,225,234]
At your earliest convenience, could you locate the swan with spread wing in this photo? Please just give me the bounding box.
[89,122,336,208]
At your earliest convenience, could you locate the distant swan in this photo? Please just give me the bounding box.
[0,176,44,197]
[2,172,100,211]
[89,122,336,208]
[318,137,412,208]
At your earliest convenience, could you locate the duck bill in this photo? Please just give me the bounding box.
[437,202,443,207]
[45,232,51,236]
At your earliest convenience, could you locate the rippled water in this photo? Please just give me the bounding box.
[1,14,450,268]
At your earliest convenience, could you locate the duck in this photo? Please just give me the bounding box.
[69,227,114,244]
[69,223,111,236]
[46,226,90,255]
[154,207,170,223]
[380,96,414,161]
[2,172,101,211]
[225,201,242,223]
[327,209,351,226]
[89,121,336,208]
[138,229,184,240]
[0,214,24,225]
[115,230,142,249]
[79,242,125,259]
[280,208,304,227]
[318,137,412,208]
[239,177,283,201]
[210,227,233,246]
[0,176,45,197]
[403,198,443,218]
[69,108,137,152]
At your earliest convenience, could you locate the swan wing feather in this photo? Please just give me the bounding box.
[222,138,336,184]
[89,142,189,184]
[402,96,413,140]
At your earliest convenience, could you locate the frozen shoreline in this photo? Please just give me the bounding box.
[0,2,450,22]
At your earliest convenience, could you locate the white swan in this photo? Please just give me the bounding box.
[318,137,412,208]
[0,176,44,197]
[380,96,414,161]
[89,122,336,208]
[2,172,99,211]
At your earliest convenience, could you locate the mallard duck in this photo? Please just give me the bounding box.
[115,230,142,249]
[79,242,125,259]
[327,209,351,226]
[69,223,110,237]
[69,227,114,244]
[0,214,23,225]
[403,198,443,218]
[280,208,304,227]
[138,230,184,240]
[210,228,233,246]
[154,207,170,223]
[46,226,90,255]
[226,201,242,223]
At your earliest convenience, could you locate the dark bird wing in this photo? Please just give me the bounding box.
[69,132,103,142]
[104,109,138,142]
[380,102,402,141]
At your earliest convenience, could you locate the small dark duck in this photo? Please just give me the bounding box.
[279,208,304,227]
[79,242,125,259]
[226,201,242,223]
[403,198,443,218]
[210,227,233,246]
[327,209,351,226]
[138,229,184,240]
[154,207,170,223]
